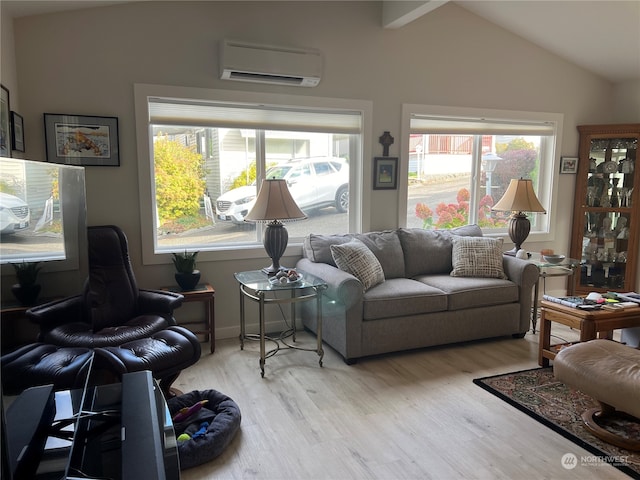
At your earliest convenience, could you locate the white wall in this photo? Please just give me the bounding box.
[612,80,640,123]
[2,1,631,340]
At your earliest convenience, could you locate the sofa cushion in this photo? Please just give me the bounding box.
[304,233,353,266]
[331,239,385,291]
[354,230,405,279]
[418,274,518,311]
[362,278,447,320]
[450,236,507,279]
[305,230,405,278]
[397,225,483,278]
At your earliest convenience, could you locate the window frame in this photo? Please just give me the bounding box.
[134,84,373,266]
[400,104,564,242]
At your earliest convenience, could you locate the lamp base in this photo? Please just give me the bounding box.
[262,221,288,276]
[507,212,531,253]
[261,265,287,276]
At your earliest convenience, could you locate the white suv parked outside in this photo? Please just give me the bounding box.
[216,157,349,225]
[0,192,31,235]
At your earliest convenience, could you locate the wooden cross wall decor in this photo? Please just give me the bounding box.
[378,131,394,157]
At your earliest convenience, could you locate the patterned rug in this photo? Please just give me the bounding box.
[474,367,640,479]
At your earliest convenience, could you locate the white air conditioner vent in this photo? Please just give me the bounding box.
[220,40,323,87]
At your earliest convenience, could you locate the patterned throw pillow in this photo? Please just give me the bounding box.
[450,236,507,279]
[330,239,385,291]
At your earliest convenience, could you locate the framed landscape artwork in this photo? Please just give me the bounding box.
[44,113,120,166]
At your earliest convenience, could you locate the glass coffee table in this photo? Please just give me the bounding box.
[234,269,327,377]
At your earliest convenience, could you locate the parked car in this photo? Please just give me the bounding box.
[216,157,349,224]
[0,192,30,234]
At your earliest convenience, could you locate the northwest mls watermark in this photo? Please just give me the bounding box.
[561,452,630,469]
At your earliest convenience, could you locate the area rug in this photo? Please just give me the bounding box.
[474,367,640,479]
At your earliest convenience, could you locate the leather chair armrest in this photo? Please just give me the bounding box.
[137,289,184,314]
[26,295,85,331]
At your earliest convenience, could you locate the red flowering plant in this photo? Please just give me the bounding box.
[416,188,508,229]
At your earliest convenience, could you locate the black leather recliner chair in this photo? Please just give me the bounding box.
[28,225,184,347]
[7,225,202,397]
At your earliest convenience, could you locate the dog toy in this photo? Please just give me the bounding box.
[172,400,209,423]
[192,422,209,439]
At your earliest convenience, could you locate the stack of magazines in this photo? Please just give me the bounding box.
[616,292,640,304]
[542,295,601,309]
[543,292,640,310]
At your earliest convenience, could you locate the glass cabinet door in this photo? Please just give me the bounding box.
[571,125,639,295]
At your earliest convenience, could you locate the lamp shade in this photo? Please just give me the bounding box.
[244,179,307,222]
[244,178,306,275]
[492,178,546,214]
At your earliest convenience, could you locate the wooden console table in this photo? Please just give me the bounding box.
[538,299,640,367]
[162,283,215,354]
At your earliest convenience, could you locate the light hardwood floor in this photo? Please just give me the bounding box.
[174,324,629,480]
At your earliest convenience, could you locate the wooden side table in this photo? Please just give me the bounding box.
[538,299,640,367]
[1,298,58,353]
[162,284,215,354]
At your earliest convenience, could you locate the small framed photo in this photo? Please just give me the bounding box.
[10,112,24,152]
[560,156,578,174]
[1,85,10,157]
[44,113,119,166]
[373,157,398,190]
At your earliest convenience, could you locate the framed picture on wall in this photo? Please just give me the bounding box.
[1,85,10,157]
[44,113,120,166]
[373,157,398,190]
[11,112,25,152]
[560,156,578,174]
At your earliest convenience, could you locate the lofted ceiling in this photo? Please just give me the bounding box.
[2,0,639,84]
[454,0,640,84]
[384,0,640,84]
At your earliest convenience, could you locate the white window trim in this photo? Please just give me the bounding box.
[134,83,373,266]
[400,104,564,243]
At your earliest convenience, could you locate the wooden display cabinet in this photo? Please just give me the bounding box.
[569,124,640,295]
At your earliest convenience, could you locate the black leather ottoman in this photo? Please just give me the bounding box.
[1,343,93,395]
[95,326,201,398]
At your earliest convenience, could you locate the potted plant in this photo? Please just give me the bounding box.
[172,250,200,291]
[11,261,42,306]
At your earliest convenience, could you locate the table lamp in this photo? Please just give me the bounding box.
[492,178,546,255]
[244,178,307,275]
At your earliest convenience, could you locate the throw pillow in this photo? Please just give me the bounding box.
[450,236,507,279]
[330,239,385,291]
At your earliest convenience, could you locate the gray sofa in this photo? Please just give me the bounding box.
[295,225,540,364]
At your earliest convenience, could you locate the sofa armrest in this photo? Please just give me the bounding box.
[503,255,540,333]
[502,255,539,291]
[296,258,363,309]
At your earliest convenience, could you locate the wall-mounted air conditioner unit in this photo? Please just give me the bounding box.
[220,39,323,87]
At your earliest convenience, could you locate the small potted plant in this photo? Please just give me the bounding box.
[172,250,200,291]
[11,261,42,306]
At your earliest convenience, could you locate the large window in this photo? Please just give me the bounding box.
[135,85,371,263]
[401,105,563,241]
